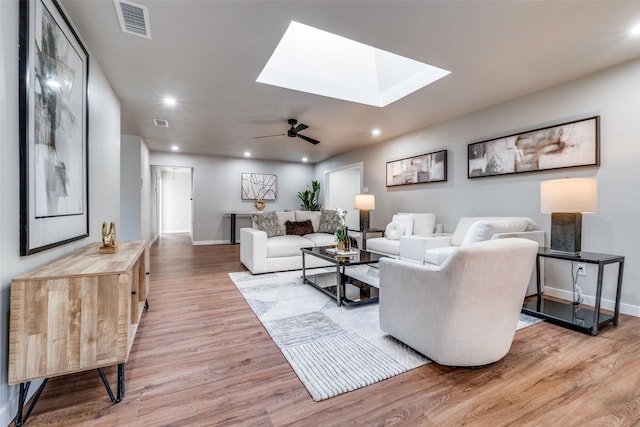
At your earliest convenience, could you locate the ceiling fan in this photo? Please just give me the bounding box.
[254,119,320,145]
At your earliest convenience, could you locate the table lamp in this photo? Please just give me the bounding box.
[540,177,598,253]
[354,193,375,230]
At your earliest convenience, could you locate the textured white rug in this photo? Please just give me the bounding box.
[229,268,542,401]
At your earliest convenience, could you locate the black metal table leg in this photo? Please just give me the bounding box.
[15,379,48,427]
[98,363,125,403]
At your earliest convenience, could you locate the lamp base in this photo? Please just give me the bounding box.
[550,212,582,254]
[359,210,370,231]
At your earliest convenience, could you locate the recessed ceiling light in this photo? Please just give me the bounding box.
[302,157,308,162]
[244,151,251,157]
[257,21,451,107]
[171,145,179,151]
[371,128,381,137]
[631,24,640,36]
[163,96,176,106]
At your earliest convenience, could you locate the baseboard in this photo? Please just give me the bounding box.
[0,403,10,427]
[543,286,640,317]
[192,240,230,246]
[1,379,45,427]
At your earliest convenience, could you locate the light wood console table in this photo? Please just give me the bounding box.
[8,240,150,426]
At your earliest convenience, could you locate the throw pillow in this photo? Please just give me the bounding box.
[285,220,314,236]
[461,221,493,245]
[385,221,405,240]
[251,211,283,238]
[392,214,414,235]
[317,209,343,233]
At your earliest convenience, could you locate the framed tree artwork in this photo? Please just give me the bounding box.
[19,0,90,255]
[241,173,277,200]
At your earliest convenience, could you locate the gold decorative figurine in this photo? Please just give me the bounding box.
[99,221,117,254]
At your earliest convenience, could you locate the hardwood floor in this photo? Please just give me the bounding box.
[15,234,640,426]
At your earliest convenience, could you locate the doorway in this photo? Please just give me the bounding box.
[153,166,193,237]
[324,162,363,230]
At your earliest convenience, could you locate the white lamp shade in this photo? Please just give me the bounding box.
[354,194,375,210]
[540,178,598,214]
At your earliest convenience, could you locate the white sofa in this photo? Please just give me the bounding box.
[379,238,539,367]
[240,210,337,274]
[366,213,438,258]
[399,216,544,296]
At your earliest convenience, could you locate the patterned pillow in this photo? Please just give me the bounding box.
[285,220,314,236]
[317,209,343,233]
[251,211,283,237]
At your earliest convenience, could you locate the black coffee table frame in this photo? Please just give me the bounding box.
[301,246,385,307]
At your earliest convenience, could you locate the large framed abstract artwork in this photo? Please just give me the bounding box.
[468,116,600,179]
[19,0,90,255]
[241,173,277,200]
[386,150,447,187]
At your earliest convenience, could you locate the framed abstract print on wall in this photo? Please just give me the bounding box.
[468,116,600,179]
[19,0,90,255]
[386,150,447,187]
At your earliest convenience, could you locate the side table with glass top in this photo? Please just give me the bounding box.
[301,246,386,306]
[522,248,625,336]
[347,228,385,250]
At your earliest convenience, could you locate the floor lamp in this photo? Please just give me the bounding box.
[540,177,598,254]
[354,193,375,230]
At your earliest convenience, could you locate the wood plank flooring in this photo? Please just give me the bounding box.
[14,234,640,426]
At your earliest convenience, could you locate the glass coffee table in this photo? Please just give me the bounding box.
[301,246,386,306]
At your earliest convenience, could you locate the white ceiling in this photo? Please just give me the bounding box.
[61,0,640,164]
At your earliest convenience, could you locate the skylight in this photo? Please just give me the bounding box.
[256,21,451,108]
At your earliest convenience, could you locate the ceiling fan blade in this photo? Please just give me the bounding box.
[253,133,285,139]
[297,133,320,145]
[292,123,308,133]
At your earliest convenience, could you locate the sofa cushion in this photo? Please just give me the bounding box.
[294,210,321,231]
[266,235,313,258]
[398,212,436,235]
[385,221,405,240]
[285,220,314,236]
[424,246,457,265]
[461,218,535,246]
[392,214,414,235]
[251,211,284,237]
[275,211,295,233]
[304,232,336,246]
[317,209,342,233]
[367,237,400,256]
[451,217,535,246]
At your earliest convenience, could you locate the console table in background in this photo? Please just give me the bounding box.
[522,248,624,336]
[224,212,253,244]
[9,240,150,426]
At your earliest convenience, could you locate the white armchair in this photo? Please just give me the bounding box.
[379,238,538,367]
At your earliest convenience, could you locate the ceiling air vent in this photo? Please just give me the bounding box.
[153,118,169,128]
[114,0,151,39]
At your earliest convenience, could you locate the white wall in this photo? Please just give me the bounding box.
[140,141,151,241]
[120,134,142,239]
[0,1,121,423]
[149,153,315,244]
[120,134,152,241]
[160,169,192,233]
[316,57,640,316]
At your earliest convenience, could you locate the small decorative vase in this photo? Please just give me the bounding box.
[337,240,346,252]
[254,199,266,211]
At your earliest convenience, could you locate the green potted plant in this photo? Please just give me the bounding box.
[297,180,320,211]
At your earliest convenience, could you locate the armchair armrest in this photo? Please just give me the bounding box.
[399,234,453,263]
[240,227,268,274]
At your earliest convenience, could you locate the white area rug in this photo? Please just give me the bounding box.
[229,268,542,401]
